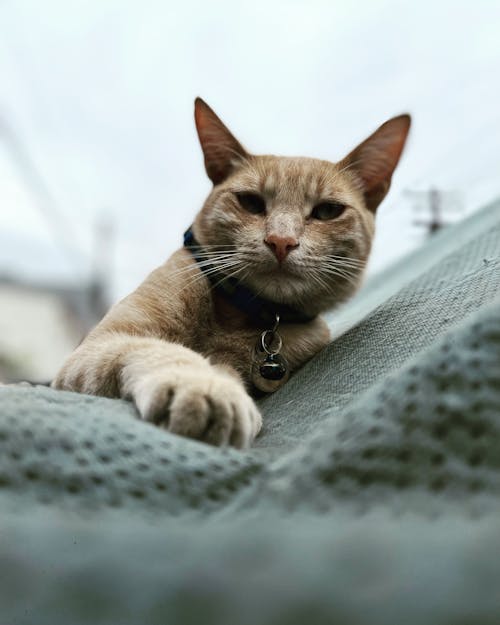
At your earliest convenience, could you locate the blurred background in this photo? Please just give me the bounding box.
[1,0,499,382]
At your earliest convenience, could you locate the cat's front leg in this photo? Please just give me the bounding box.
[54,334,261,449]
[120,342,262,448]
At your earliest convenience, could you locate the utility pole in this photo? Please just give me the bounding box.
[0,112,113,319]
[405,188,463,237]
[89,215,114,319]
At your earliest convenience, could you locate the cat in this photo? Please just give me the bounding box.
[52,98,410,448]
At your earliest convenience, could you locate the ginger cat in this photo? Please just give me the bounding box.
[53,99,410,448]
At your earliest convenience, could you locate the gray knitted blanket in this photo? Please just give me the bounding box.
[1,200,499,625]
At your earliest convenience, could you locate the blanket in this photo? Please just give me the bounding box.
[1,199,499,625]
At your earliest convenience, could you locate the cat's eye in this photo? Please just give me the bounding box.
[235,192,266,215]
[310,202,346,221]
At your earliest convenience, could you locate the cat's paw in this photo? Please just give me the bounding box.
[132,367,262,449]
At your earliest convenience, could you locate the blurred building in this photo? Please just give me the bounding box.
[0,274,107,383]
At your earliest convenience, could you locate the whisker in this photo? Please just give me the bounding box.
[318,266,360,287]
[169,258,239,280]
[305,254,367,267]
[319,261,361,274]
[179,259,245,292]
[305,269,330,293]
[189,250,243,258]
[209,263,247,292]
[185,244,240,249]
[178,259,242,282]
[293,259,366,278]
[172,253,242,274]
[327,254,366,263]
[332,264,365,272]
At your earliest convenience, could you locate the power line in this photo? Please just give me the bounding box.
[0,114,84,274]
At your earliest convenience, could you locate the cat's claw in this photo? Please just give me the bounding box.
[132,368,262,449]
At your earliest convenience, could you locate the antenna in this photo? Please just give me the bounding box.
[404,188,464,236]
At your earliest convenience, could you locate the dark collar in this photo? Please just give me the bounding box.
[183,227,315,326]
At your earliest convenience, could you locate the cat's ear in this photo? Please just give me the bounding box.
[194,98,249,185]
[342,114,411,212]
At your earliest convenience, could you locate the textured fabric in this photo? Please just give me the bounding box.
[0,200,499,624]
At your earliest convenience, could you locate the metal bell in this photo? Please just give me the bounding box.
[251,313,290,392]
[259,353,287,380]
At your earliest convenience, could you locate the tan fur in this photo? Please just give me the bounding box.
[53,99,410,448]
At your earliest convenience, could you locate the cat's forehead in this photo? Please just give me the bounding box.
[233,155,356,201]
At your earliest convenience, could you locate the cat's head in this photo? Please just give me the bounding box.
[192,98,410,316]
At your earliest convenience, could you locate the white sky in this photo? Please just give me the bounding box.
[0,0,499,302]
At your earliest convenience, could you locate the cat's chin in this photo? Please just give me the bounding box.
[250,258,303,277]
[241,265,359,316]
[242,270,313,308]
[245,264,301,286]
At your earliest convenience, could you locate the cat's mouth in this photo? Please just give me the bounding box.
[252,260,300,278]
[266,250,307,275]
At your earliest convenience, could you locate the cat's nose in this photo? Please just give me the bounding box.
[264,234,299,263]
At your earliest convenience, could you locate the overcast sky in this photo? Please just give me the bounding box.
[1,0,499,302]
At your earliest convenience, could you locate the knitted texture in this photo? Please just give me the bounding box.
[1,200,499,624]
